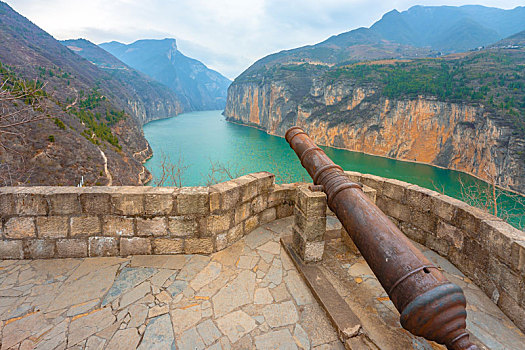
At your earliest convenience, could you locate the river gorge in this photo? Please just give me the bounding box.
[143,110,524,229]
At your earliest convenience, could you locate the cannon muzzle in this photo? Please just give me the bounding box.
[285,126,478,350]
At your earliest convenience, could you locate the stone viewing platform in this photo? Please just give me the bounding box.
[0,172,524,349]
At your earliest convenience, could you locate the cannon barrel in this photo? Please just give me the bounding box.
[285,126,477,350]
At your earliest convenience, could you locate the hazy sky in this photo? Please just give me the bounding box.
[4,0,524,79]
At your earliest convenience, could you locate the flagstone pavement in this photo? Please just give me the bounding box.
[0,218,343,350]
[2,216,524,350]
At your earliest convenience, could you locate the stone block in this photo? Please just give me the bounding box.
[176,187,209,215]
[111,193,144,216]
[410,210,437,233]
[268,185,296,207]
[4,217,35,238]
[0,240,23,259]
[294,207,325,241]
[103,216,134,236]
[136,217,167,236]
[168,216,197,237]
[452,202,495,236]
[121,237,152,256]
[461,238,489,274]
[436,220,463,249]
[497,290,525,331]
[362,185,377,204]
[406,185,437,212]
[153,238,183,254]
[514,240,525,276]
[47,190,81,215]
[479,219,523,270]
[36,216,69,238]
[293,227,324,263]
[360,174,384,195]
[398,221,427,245]
[382,178,409,202]
[344,171,362,183]
[27,239,55,259]
[521,284,525,309]
[215,233,228,251]
[89,237,119,257]
[206,212,233,235]
[0,191,15,217]
[210,181,241,213]
[295,186,326,218]
[144,190,175,215]
[233,175,258,202]
[489,258,521,301]
[79,191,111,215]
[70,216,101,236]
[234,202,251,224]
[259,207,277,225]
[14,191,48,215]
[185,238,214,254]
[276,203,294,218]
[431,194,461,223]
[57,239,88,258]
[227,224,244,244]
[425,235,450,256]
[250,172,275,193]
[376,196,410,222]
[244,215,259,233]
[251,194,268,214]
[209,188,221,214]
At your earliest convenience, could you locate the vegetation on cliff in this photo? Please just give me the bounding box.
[61,38,186,124]
[325,50,525,132]
[0,1,152,186]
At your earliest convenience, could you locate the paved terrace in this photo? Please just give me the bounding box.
[1,218,524,349]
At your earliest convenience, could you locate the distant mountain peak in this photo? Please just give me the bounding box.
[100,38,230,110]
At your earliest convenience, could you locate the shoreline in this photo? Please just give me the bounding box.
[224,116,525,197]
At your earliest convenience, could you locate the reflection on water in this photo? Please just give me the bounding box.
[144,110,524,229]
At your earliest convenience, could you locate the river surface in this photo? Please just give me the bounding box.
[144,110,524,229]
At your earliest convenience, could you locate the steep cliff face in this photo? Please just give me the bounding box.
[225,72,525,194]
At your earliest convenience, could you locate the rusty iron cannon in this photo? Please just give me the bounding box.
[285,126,478,350]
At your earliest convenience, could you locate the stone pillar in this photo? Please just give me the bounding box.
[292,186,327,262]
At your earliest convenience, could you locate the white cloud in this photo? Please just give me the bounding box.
[4,0,525,79]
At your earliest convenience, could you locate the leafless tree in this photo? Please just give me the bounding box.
[152,151,189,187]
[458,174,524,230]
[203,158,246,186]
[0,79,49,135]
[0,78,49,186]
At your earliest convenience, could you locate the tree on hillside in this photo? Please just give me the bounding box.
[0,78,51,185]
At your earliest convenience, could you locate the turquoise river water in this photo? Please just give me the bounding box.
[144,110,524,229]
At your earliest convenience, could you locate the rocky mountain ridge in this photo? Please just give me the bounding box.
[241,5,525,77]
[100,39,231,111]
[61,38,186,125]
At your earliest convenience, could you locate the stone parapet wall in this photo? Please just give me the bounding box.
[1,170,523,331]
[344,170,525,332]
[0,172,296,260]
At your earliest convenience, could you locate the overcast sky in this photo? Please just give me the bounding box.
[4,0,524,79]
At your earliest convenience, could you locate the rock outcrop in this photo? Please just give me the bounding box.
[225,68,525,194]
